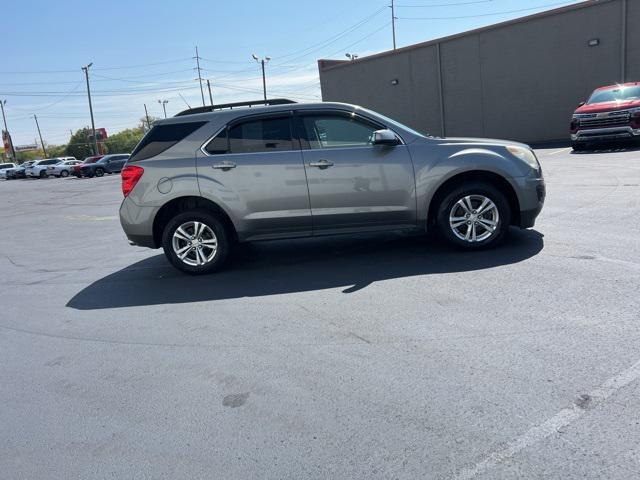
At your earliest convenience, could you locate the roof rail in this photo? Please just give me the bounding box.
[174,98,297,117]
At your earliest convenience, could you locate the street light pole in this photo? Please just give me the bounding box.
[82,63,99,156]
[158,99,169,118]
[391,0,397,50]
[0,100,17,161]
[206,79,214,107]
[252,55,271,102]
[33,114,47,158]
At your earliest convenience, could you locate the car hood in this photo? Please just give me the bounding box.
[433,137,530,149]
[575,99,640,114]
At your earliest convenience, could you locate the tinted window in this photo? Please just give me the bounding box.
[0,163,13,169]
[228,117,292,154]
[301,115,378,149]
[204,128,229,155]
[129,122,206,162]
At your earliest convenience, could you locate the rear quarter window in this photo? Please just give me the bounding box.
[129,122,206,162]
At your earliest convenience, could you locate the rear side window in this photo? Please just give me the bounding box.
[129,122,206,162]
[229,117,293,154]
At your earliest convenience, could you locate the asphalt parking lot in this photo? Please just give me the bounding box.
[1,146,640,479]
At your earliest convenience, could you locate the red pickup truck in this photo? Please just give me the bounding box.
[570,82,640,151]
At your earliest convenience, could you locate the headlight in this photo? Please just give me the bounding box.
[506,145,540,171]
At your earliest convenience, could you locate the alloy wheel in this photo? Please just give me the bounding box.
[449,194,499,243]
[171,221,218,267]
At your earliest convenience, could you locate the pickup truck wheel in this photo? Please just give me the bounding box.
[94,168,104,177]
[162,210,230,275]
[436,182,510,250]
[572,142,587,152]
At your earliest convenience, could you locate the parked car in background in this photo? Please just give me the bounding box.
[5,161,35,180]
[80,154,130,177]
[26,158,63,178]
[571,82,640,151]
[0,162,16,179]
[72,155,103,177]
[119,100,545,274]
[46,159,81,177]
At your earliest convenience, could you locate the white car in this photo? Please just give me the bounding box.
[0,162,16,179]
[46,159,81,178]
[26,158,63,178]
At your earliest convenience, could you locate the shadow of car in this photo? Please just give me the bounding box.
[67,229,544,310]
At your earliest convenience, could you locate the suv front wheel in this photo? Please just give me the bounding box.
[162,210,230,275]
[435,182,511,249]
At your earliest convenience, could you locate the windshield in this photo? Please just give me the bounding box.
[588,86,640,104]
[359,107,430,139]
[83,158,100,164]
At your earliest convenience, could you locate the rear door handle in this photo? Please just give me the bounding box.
[212,161,236,170]
[309,160,334,169]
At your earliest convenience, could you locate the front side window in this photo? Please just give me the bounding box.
[301,115,379,149]
[228,117,293,154]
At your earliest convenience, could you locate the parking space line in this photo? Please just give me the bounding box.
[453,358,640,480]
[546,147,571,156]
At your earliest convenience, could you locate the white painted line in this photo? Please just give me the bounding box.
[453,358,640,480]
[546,147,571,156]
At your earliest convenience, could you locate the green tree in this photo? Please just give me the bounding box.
[103,126,145,154]
[65,127,95,159]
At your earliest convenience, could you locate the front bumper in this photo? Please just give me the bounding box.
[571,126,640,143]
[514,175,545,229]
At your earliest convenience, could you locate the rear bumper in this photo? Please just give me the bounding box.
[119,196,159,249]
[571,126,640,143]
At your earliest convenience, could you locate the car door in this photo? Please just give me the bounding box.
[111,155,128,172]
[196,112,312,240]
[297,110,417,233]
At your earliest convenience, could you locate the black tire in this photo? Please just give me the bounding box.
[94,168,104,177]
[435,182,511,250]
[39,170,47,179]
[162,209,230,275]
[60,170,69,178]
[572,141,587,152]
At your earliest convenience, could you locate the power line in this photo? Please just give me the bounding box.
[398,1,576,19]
[397,0,493,7]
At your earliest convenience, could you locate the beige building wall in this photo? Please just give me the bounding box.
[319,0,635,144]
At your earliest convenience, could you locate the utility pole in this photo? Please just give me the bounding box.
[194,46,206,107]
[252,55,271,102]
[81,63,99,156]
[33,114,47,158]
[206,79,214,107]
[0,100,17,161]
[391,0,397,50]
[158,99,169,118]
[143,103,151,130]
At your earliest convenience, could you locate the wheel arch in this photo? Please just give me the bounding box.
[426,170,521,227]
[152,196,238,248]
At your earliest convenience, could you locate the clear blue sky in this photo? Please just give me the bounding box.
[2,0,582,147]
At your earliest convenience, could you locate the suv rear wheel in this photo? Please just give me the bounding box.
[435,182,511,250]
[162,210,230,275]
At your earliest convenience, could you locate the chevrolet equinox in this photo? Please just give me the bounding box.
[119,100,545,274]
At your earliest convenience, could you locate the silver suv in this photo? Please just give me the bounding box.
[120,100,545,274]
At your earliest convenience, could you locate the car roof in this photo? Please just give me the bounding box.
[155,102,361,126]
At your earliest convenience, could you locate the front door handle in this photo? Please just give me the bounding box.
[212,161,236,170]
[309,160,334,169]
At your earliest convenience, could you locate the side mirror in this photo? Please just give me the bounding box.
[577,101,586,107]
[372,129,400,146]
